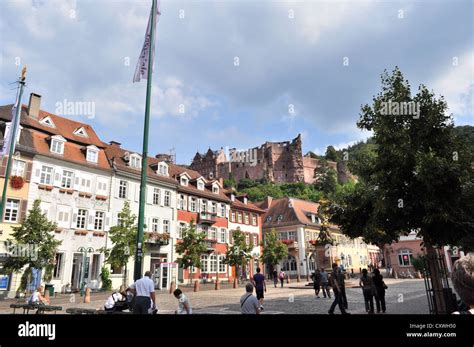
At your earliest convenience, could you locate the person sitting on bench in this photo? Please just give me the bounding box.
[104,290,127,312]
[28,285,50,305]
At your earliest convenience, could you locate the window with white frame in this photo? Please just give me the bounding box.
[57,207,70,227]
[237,212,242,224]
[252,214,257,226]
[4,199,20,222]
[220,204,226,217]
[164,191,171,207]
[253,235,258,247]
[40,166,53,185]
[81,176,91,191]
[245,234,250,245]
[53,253,64,279]
[151,218,159,232]
[178,194,185,209]
[212,185,219,194]
[231,211,235,222]
[398,249,413,266]
[50,137,65,154]
[130,155,141,168]
[61,170,74,189]
[200,255,208,272]
[219,255,226,272]
[157,163,168,176]
[244,213,249,224]
[86,146,99,163]
[197,181,204,190]
[190,197,197,212]
[153,188,160,205]
[94,211,105,231]
[118,180,128,199]
[76,209,87,229]
[209,227,217,240]
[201,200,207,212]
[288,231,296,240]
[163,219,170,233]
[211,202,217,214]
[180,176,188,186]
[219,228,226,243]
[11,160,26,177]
[177,222,186,239]
[210,255,217,272]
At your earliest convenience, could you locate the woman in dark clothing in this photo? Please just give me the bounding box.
[312,270,321,298]
[372,268,387,313]
[273,270,278,288]
[359,269,375,314]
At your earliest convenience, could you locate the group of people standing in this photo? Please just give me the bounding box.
[311,263,387,314]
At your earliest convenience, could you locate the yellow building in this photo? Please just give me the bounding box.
[258,196,378,277]
[0,115,36,298]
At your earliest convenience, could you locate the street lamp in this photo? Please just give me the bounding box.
[77,247,94,296]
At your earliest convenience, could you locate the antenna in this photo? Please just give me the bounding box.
[169,147,176,164]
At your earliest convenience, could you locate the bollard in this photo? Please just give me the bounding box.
[169,281,176,294]
[297,273,301,282]
[287,275,291,284]
[193,280,200,292]
[44,289,50,302]
[233,278,238,289]
[84,287,91,304]
[215,280,220,290]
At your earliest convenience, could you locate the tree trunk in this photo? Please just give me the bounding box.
[425,243,447,314]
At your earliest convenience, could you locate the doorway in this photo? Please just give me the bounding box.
[70,254,83,291]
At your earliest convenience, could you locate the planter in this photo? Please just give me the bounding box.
[78,192,92,198]
[74,230,88,236]
[38,184,53,191]
[59,188,74,194]
[95,195,107,201]
[10,176,24,189]
[55,228,63,234]
[93,231,105,237]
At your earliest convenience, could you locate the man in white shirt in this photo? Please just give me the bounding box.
[129,271,156,314]
[173,288,192,314]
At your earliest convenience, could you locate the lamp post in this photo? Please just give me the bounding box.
[78,247,94,296]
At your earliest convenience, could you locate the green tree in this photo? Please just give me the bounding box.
[260,229,287,272]
[4,199,61,293]
[225,228,253,282]
[224,173,237,188]
[100,266,112,290]
[174,220,207,284]
[314,159,337,197]
[100,201,139,286]
[325,145,340,161]
[330,67,474,313]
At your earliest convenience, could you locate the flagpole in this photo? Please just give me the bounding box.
[134,0,157,281]
[0,68,27,222]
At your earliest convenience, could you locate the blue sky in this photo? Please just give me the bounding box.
[0,0,472,164]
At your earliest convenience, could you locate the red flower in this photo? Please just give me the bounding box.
[10,176,24,189]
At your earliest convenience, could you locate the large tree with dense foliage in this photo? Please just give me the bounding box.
[175,220,207,284]
[330,67,474,313]
[260,229,288,271]
[225,228,253,282]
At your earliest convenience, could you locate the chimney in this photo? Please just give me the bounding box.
[264,196,273,209]
[109,141,121,147]
[218,177,224,187]
[27,93,41,120]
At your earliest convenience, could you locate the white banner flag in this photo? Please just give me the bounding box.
[133,0,161,83]
[0,105,19,157]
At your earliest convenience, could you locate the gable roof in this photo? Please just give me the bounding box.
[263,196,325,228]
[0,105,104,147]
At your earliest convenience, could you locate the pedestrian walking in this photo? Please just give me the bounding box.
[359,269,375,314]
[337,267,348,310]
[328,263,348,314]
[173,288,192,314]
[312,269,321,298]
[273,269,278,288]
[252,267,266,311]
[320,268,331,298]
[279,270,286,288]
[129,271,156,315]
[372,268,387,313]
[240,283,261,315]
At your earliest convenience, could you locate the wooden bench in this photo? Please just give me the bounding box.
[10,303,62,314]
[66,308,99,315]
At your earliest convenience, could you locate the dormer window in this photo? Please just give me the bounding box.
[40,116,56,128]
[277,214,283,221]
[129,154,141,168]
[86,145,99,163]
[3,123,22,143]
[181,176,188,186]
[73,127,88,137]
[197,181,205,190]
[157,161,169,176]
[212,182,219,194]
[50,135,66,155]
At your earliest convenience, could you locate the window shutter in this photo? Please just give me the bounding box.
[188,196,192,211]
[73,174,81,191]
[87,210,95,230]
[24,162,33,182]
[0,157,7,177]
[134,183,139,202]
[115,180,121,198]
[208,201,212,213]
[160,189,164,206]
[183,195,187,210]
[146,187,152,204]
[72,210,78,225]
[32,165,41,184]
[53,171,62,187]
[19,200,28,222]
[105,212,111,230]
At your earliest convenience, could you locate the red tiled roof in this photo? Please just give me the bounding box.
[263,197,322,227]
[230,197,266,214]
[104,144,177,186]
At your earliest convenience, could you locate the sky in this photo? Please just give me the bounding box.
[0,0,472,164]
